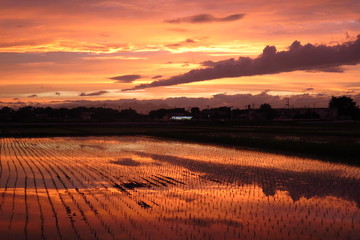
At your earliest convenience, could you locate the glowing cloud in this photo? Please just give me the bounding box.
[79,90,109,96]
[110,75,142,83]
[165,14,245,24]
[125,35,360,91]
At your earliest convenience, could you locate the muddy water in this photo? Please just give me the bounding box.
[0,137,359,240]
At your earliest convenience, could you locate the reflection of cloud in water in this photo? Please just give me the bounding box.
[110,157,161,167]
[79,144,107,150]
[133,151,360,207]
[2,137,359,240]
[165,217,243,228]
[111,158,141,166]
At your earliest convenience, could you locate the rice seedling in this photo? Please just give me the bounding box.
[0,136,359,239]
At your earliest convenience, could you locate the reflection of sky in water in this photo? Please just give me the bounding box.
[0,137,359,240]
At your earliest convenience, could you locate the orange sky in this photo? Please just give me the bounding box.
[1,0,360,108]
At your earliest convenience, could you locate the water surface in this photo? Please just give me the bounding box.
[0,136,359,239]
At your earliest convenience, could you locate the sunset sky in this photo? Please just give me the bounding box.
[1,0,360,110]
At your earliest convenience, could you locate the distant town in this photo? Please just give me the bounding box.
[0,96,359,122]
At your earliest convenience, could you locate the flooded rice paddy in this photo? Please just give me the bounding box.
[0,136,359,240]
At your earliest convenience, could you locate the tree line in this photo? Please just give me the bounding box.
[0,96,359,123]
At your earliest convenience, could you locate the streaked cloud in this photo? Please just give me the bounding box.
[110,74,142,83]
[125,35,360,91]
[152,75,162,79]
[81,56,147,60]
[79,90,109,96]
[166,39,197,48]
[165,14,245,24]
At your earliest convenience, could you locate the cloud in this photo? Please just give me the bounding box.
[304,88,314,91]
[305,66,344,73]
[166,38,197,48]
[184,39,196,43]
[28,94,38,98]
[165,13,245,24]
[152,75,162,79]
[55,92,61,96]
[125,35,360,91]
[79,90,109,96]
[110,74,142,83]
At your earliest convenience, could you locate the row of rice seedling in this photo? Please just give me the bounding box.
[15,138,75,240]
[116,137,359,239]
[19,138,83,238]
[38,138,204,239]
[0,138,11,214]
[4,138,23,239]
[0,138,34,239]
[1,136,359,239]
[25,138,146,239]
[76,139,326,238]
[19,138,104,240]
[12,138,36,240]
[32,139,128,240]
[34,138,176,240]
[16,138,53,240]
[86,138,359,239]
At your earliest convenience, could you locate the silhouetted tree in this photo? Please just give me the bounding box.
[190,107,200,119]
[259,103,272,112]
[329,96,358,119]
[258,103,277,120]
[191,107,200,114]
[0,107,14,122]
[14,106,35,122]
[118,108,139,121]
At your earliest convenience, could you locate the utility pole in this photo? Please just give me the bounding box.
[285,98,290,109]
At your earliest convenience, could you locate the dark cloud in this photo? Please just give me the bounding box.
[79,90,109,96]
[152,75,163,79]
[304,88,314,91]
[166,43,182,48]
[306,66,344,73]
[318,66,345,72]
[55,92,61,96]
[166,38,197,48]
[165,13,245,24]
[110,74,142,83]
[185,39,196,43]
[345,31,351,39]
[201,60,217,67]
[125,35,360,91]
[28,94,38,98]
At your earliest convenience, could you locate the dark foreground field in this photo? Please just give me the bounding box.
[1,121,359,166]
